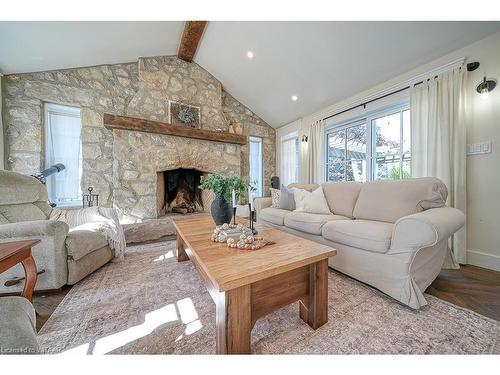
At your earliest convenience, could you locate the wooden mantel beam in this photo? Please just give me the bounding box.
[178,21,208,62]
[103,113,247,145]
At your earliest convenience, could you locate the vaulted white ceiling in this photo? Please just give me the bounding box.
[1,21,500,127]
[0,22,184,74]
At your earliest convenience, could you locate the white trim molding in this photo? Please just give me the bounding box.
[307,57,466,124]
[467,249,500,272]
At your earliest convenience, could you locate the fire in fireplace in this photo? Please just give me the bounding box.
[156,168,205,216]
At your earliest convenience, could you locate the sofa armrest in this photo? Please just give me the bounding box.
[254,197,272,215]
[0,220,69,240]
[0,220,70,292]
[389,207,465,254]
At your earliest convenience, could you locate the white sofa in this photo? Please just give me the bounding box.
[254,178,465,309]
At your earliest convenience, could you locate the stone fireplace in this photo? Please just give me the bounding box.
[156,168,206,216]
[2,55,277,226]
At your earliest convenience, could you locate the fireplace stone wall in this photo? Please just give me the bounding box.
[2,56,276,221]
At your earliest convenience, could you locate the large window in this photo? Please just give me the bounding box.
[280,132,300,186]
[372,108,411,180]
[326,120,367,182]
[325,103,410,182]
[44,103,82,207]
[249,136,263,197]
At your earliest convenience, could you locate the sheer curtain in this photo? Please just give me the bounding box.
[0,74,4,170]
[45,104,82,205]
[410,67,468,265]
[281,136,298,186]
[306,119,325,184]
[249,136,263,197]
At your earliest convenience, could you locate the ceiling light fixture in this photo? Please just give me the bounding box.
[247,51,254,59]
[291,95,298,101]
[476,76,496,99]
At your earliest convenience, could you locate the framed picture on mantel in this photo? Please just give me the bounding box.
[169,101,201,129]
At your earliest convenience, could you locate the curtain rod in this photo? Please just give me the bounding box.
[322,84,412,121]
[321,60,476,123]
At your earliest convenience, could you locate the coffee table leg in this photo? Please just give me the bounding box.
[299,258,328,329]
[176,233,189,262]
[216,285,252,354]
[21,254,37,302]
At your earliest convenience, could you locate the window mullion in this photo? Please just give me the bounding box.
[400,110,404,179]
[344,129,347,182]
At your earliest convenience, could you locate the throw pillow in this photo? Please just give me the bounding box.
[278,184,296,210]
[270,188,281,208]
[294,186,332,215]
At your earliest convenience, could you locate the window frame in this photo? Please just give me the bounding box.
[44,103,83,207]
[370,105,411,181]
[325,118,369,182]
[249,135,264,197]
[324,101,410,183]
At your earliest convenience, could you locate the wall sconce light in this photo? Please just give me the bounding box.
[476,76,496,99]
[302,135,308,143]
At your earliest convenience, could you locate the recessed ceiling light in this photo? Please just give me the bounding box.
[247,51,254,59]
[291,95,298,101]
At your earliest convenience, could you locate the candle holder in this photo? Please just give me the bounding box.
[247,204,257,235]
[82,187,99,208]
[233,206,237,226]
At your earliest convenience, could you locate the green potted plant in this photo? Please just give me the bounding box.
[199,174,250,225]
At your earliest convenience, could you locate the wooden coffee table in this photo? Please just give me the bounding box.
[173,216,336,354]
[0,239,39,302]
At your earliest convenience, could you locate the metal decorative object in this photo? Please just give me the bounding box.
[31,163,65,185]
[169,101,201,128]
[82,187,99,208]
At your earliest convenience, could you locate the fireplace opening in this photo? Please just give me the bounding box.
[156,168,205,216]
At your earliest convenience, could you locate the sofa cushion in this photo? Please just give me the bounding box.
[321,181,362,218]
[285,212,348,235]
[321,220,394,253]
[0,170,48,205]
[352,177,448,223]
[0,296,39,354]
[294,187,331,215]
[0,203,48,223]
[65,223,109,261]
[259,207,290,226]
[270,188,280,208]
[278,185,296,210]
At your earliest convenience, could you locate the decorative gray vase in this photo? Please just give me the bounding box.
[210,197,234,225]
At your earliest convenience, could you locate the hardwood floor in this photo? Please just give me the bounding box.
[32,264,500,332]
[33,286,71,331]
[426,264,500,321]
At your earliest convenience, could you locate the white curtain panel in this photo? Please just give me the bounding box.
[281,137,298,186]
[46,112,82,203]
[0,74,4,170]
[306,119,325,184]
[410,67,467,265]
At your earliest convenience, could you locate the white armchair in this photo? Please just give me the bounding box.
[0,170,122,293]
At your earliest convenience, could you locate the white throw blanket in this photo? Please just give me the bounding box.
[50,206,126,261]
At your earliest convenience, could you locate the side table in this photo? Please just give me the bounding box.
[0,240,40,301]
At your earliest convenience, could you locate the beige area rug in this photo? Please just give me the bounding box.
[38,241,500,354]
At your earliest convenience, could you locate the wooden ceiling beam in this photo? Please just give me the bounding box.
[178,21,208,62]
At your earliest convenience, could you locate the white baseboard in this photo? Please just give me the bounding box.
[466,250,500,272]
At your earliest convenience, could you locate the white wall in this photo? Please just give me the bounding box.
[277,31,500,270]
